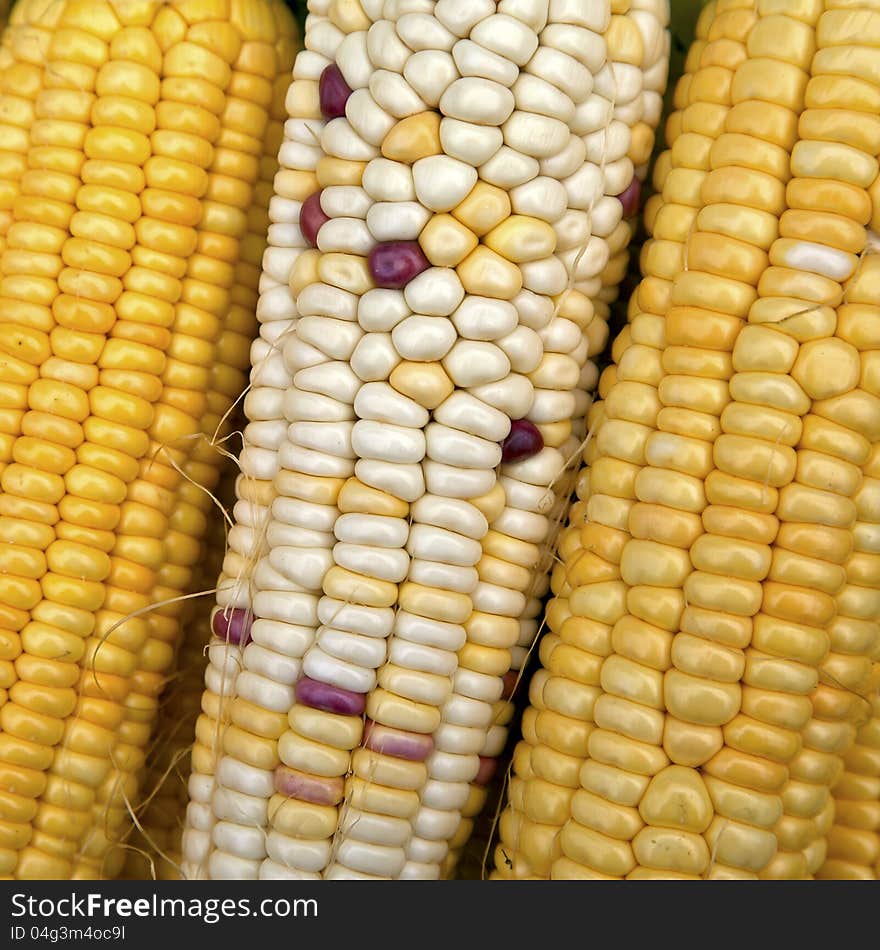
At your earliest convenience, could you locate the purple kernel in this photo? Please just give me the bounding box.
[363,719,434,762]
[295,676,366,716]
[211,607,251,646]
[617,177,642,219]
[319,63,352,120]
[368,240,430,289]
[475,756,498,787]
[300,190,329,247]
[501,419,544,464]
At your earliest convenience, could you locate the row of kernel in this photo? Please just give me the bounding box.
[202,9,368,882]
[766,2,880,876]
[780,246,880,876]
[262,4,441,877]
[375,0,666,881]
[817,255,880,879]
[653,0,832,881]
[24,4,226,880]
[470,0,670,881]
[320,0,608,880]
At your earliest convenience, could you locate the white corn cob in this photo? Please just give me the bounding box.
[182,0,670,881]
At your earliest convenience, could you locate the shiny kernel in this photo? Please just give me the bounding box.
[452,182,511,237]
[418,215,478,268]
[381,113,442,163]
[484,215,557,263]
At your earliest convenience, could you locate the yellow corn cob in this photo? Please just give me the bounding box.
[0,0,299,881]
[492,0,880,881]
[181,0,669,881]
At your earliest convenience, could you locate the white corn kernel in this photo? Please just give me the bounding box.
[363,158,417,202]
[397,13,457,52]
[345,88,397,147]
[334,512,410,548]
[434,0,495,37]
[413,154,479,213]
[355,381,430,427]
[409,560,478,594]
[440,118,504,166]
[471,14,539,67]
[470,373,535,419]
[394,611,467,651]
[367,21,412,72]
[404,50,459,107]
[392,315,458,360]
[426,423,504,469]
[424,460,498,499]
[443,340,511,387]
[317,599,396,637]
[366,201,432,241]
[370,70,427,119]
[318,624,391,667]
[350,332,402,381]
[412,494,489,540]
[433,391,512,442]
[440,77,516,126]
[356,458,426,502]
[407,523,484,566]
[352,419,427,464]
[452,38,520,87]
[358,288,411,331]
[479,145,540,189]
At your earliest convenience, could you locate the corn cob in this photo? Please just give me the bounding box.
[492,0,880,881]
[0,0,299,880]
[181,0,670,882]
